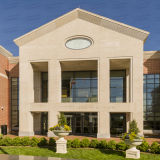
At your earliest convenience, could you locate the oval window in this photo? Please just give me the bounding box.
[65,38,92,50]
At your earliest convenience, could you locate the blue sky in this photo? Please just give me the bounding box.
[0,0,160,56]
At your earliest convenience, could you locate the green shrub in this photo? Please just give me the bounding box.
[21,137,31,146]
[12,137,22,146]
[157,145,160,154]
[71,138,81,148]
[129,119,140,135]
[98,140,108,149]
[116,141,127,151]
[1,137,12,146]
[150,141,159,153]
[67,139,72,148]
[90,139,99,148]
[48,137,56,146]
[0,134,3,139]
[80,138,90,148]
[137,140,149,152]
[30,137,39,147]
[38,137,48,146]
[107,140,116,150]
[0,139,2,146]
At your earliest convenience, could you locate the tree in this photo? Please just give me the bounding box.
[58,113,67,126]
[129,119,140,135]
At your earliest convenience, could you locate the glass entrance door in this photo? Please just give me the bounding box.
[41,112,48,135]
[110,113,126,134]
[73,116,90,134]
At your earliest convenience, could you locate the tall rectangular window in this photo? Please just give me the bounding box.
[11,77,19,130]
[143,74,160,130]
[61,71,97,102]
[42,72,48,102]
[110,70,126,102]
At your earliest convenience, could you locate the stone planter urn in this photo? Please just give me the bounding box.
[53,130,71,154]
[123,139,143,159]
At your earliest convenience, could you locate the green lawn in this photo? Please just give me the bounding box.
[0,147,159,160]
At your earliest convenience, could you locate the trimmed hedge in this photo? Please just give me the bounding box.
[0,135,160,155]
[67,139,72,148]
[12,137,22,146]
[80,138,90,148]
[71,138,81,148]
[49,137,56,146]
[90,139,99,148]
[99,140,108,149]
[108,140,117,150]
[137,140,149,152]
[38,137,48,146]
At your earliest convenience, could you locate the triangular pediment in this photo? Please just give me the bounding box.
[14,8,149,47]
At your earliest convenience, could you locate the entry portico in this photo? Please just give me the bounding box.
[13,8,149,138]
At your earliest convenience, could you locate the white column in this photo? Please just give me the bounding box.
[97,111,110,138]
[47,111,59,137]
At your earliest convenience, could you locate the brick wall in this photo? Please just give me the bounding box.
[143,59,160,74]
[0,54,9,132]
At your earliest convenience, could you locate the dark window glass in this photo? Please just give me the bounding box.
[143,74,160,130]
[61,71,97,102]
[11,78,19,131]
[42,72,48,102]
[110,70,126,102]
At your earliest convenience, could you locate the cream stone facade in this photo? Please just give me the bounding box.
[13,8,149,138]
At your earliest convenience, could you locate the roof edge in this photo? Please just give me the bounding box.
[14,8,150,47]
[0,45,13,58]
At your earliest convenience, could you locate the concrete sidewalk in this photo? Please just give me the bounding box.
[0,154,78,160]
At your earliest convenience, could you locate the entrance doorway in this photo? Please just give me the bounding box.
[110,113,126,134]
[64,112,97,135]
[41,112,48,135]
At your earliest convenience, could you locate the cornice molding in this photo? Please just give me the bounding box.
[8,57,19,64]
[14,8,149,47]
[143,51,160,59]
[0,45,12,58]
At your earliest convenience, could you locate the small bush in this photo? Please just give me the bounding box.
[80,138,90,148]
[1,137,12,146]
[108,140,116,150]
[116,141,127,151]
[49,137,56,146]
[12,137,22,146]
[157,145,160,154]
[0,134,3,139]
[98,140,108,149]
[71,138,81,148]
[38,137,48,146]
[67,139,72,148]
[0,139,2,146]
[137,140,149,152]
[30,137,39,147]
[150,141,159,153]
[90,139,99,148]
[21,137,31,146]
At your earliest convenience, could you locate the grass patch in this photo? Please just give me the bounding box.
[0,147,160,160]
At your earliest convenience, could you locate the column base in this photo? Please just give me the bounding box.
[18,132,34,136]
[56,139,67,154]
[47,131,58,137]
[97,133,110,138]
[126,149,140,159]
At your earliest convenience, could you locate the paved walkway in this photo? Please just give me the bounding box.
[0,154,78,160]
[3,134,160,145]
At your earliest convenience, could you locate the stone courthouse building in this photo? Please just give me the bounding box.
[0,8,160,138]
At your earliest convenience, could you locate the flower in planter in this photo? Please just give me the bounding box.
[49,113,71,131]
[49,124,71,131]
[120,132,145,141]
